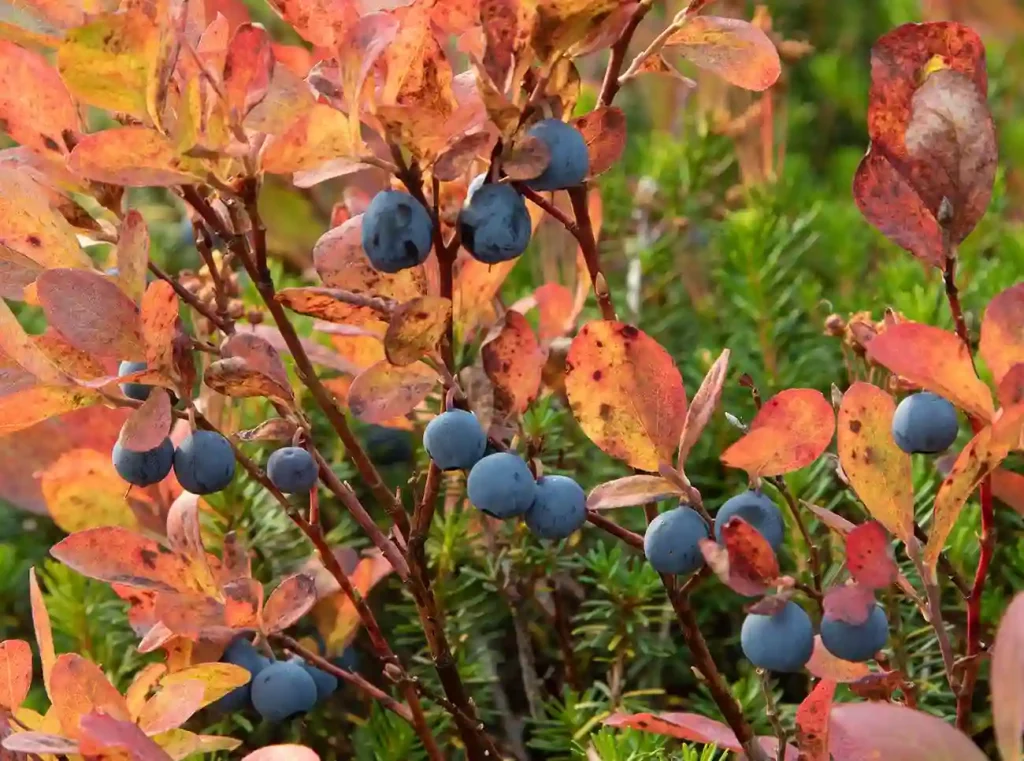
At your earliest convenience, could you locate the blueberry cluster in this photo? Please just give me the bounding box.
[423,410,587,540]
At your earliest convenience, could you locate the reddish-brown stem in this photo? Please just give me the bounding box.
[147,260,230,333]
[586,510,644,550]
[957,477,994,731]
[516,184,581,236]
[765,476,822,611]
[568,185,616,321]
[598,1,653,108]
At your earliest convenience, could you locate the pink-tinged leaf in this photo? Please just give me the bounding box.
[276,286,388,329]
[720,389,835,477]
[587,475,684,510]
[2,733,79,754]
[664,16,781,91]
[166,491,208,561]
[926,404,1024,569]
[29,568,55,698]
[221,332,291,391]
[677,348,730,466]
[796,679,835,761]
[263,573,318,634]
[433,131,495,181]
[980,282,1024,385]
[346,361,437,424]
[242,746,320,761]
[992,468,1024,516]
[829,702,987,761]
[604,712,791,757]
[481,310,544,415]
[565,321,687,472]
[998,364,1024,409]
[50,653,131,738]
[118,388,172,453]
[803,501,857,534]
[0,640,31,709]
[0,298,67,385]
[866,322,994,422]
[0,244,44,301]
[223,23,274,119]
[236,417,299,443]
[0,40,80,155]
[38,268,145,361]
[837,382,914,542]
[845,521,897,589]
[823,583,876,626]
[79,712,173,760]
[806,636,872,683]
[116,211,151,304]
[572,106,626,178]
[69,127,205,186]
[0,385,105,435]
[204,356,295,404]
[136,680,206,735]
[0,165,91,271]
[992,591,1024,761]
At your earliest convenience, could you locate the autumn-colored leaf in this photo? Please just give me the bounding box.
[50,653,131,739]
[242,746,320,761]
[796,678,835,761]
[69,127,206,187]
[125,663,167,720]
[312,551,393,654]
[0,298,66,384]
[325,329,386,372]
[997,363,1024,409]
[204,357,295,404]
[529,282,574,344]
[0,640,31,710]
[79,712,173,760]
[277,286,387,328]
[678,348,730,466]
[503,135,551,181]
[604,712,791,758]
[137,680,205,735]
[2,733,79,754]
[845,521,897,589]
[0,386,105,435]
[433,131,495,181]
[991,591,1024,761]
[314,215,427,295]
[166,492,208,565]
[805,635,872,683]
[0,244,44,301]
[155,578,262,639]
[221,332,291,392]
[261,104,359,174]
[565,321,687,471]
[141,280,180,378]
[702,518,780,596]
[720,388,834,477]
[115,211,151,304]
[992,468,1024,516]
[384,297,452,367]
[664,16,781,91]
[0,166,91,271]
[379,6,458,124]
[151,729,241,758]
[980,282,1024,384]
[35,327,114,382]
[530,0,621,61]
[264,0,357,49]
[160,663,251,708]
[263,573,317,634]
[0,41,80,155]
[587,475,684,510]
[573,106,626,178]
[829,702,987,761]
[823,583,876,626]
[453,255,517,338]
[223,23,273,119]
[29,568,55,698]
[41,448,152,532]
[236,418,299,443]
[837,382,914,542]
[926,404,1024,568]
[119,389,172,453]
[346,361,437,424]
[481,310,544,415]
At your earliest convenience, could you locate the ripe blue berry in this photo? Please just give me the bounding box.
[118,360,151,402]
[423,410,487,471]
[458,183,532,264]
[644,506,709,575]
[290,657,338,703]
[891,392,958,454]
[524,119,589,191]
[740,601,815,673]
[361,190,433,273]
[820,605,889,663]
[210,638,270,713]
[524,475,586,539]
[173,430,235,495]
[267,447,318,494]
[250,661,318,722]
[112,438,174,487]
[467,453,536,518]
[715,491,785,552]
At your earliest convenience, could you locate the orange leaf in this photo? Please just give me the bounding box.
[0,640,32,710]
[702,518,779,596]
[150,729,241,757]
[533,282,574,344]
[141,280,180,378]
[866,322,994,422]
[980,282,1024,385]
[0,385,104,435]
[806,635,871,683]
[796,678,835,761]
[277,286,386,329]
[116,211,151,304]
[118,389,172,453]
[160,663,251,707]
[35,328,111,382]
[125,663,168,720]
[664,16,781,91]
[203,357,295,404]
[573,106,626,178]
[565,321,686,471]
[327,330,386,371]
[69,127,205,187]
[720,388,834,477]
[262,573,318,634]
[242,746,320,761]
[50,653,131,739]
[154,579,263,639]
[453,255,517,338]
[264,0,356,48]
[0,40,80,155]
[384,297,452,367]
[481,310,544,414]
[29,568,55,699]
[41,448,150,532]
[604,712,789,757]
[677,348,730,466]
[261,103,359,174]
[837,382,914,542]
[137,680,205,735]
[312,551,393,654]
[992,468,1024,516]
[0,298,67,385]
[223,23,273,119]
[346,360,437,424]
[0,166,90,270]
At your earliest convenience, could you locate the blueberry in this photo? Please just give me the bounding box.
[820,605,889,663]
[714,491,785,552]
[289,656,338,702]
[360,190,433,273]
[740,601,815,673]
[112,438,174,487]
[891,391,959,455]
[643,506,709,575]
[364,425,414,466]
[173,430,236,495]
[524,119,589,191]
[467,453,536,518]
[267,447,318,494]
[458,183,531,264]
[250,661,318,722]
[210,638,270,713]
[118,360,151,402]
[423,410,487,470]
[524,475,586,540]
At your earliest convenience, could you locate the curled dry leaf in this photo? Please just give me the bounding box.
[346,361,438,424]
[677,348,730,466]
[720,388,835,477]
[796,678,835,761]
[573,106,627,178]
[236,418,298,442]
[384,296,452,367]
[204,357,295,405]
[806,635,871,683]
[481,310,545,415]
[829,702,987,761]
[118,388,172,453]
[823,583,876,626]
[664,16,781,91]
[502,134,551,181]
[586,475,684,510]
[221,332,291,391]
[845,521,897,589]
[262,573,318,634]
[991,591,1024,761]
[980,282,1024,384]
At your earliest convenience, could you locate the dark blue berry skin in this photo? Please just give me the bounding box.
[643,506,709,575]
[423,410,487,471]
[360,191,433,273]
[458,183,532,264]
[740,601,815,673]
[289,657,339,702]
[250,661,318,722]
[210,638,270,713]
[891,392,959,454]
[820,605,889,663]
[467,453,536,518]
[112,438,174,487]
[118,360,151,402]
[524,119,590,191]
[267,447,318,494]
[173,430,236,495]
[364,425,414,466]
[715,491,785,552]
[524,475,586,539]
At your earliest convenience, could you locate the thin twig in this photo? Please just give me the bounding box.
[758,670,787,761]
[908,539,959,693]
[586,510,644,550]
[147,260,230,333]
[598,0,653,107]
[193,226,234,333]
[765,476,822,610]
[568,186,616,321]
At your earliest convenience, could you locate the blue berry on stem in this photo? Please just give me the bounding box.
[644,506,709,575]
[820,605,889,663]
[251,660,319,721]
[524,119,589,191]
[891,391,958,454]
[112,439,174,487]
[118,360,151,402]
[467,453,536,518]
[173,430,236,495]
[210,638,270,713]
[524,475,586,539]
[360,191,433,273]
[267,447,318,494]
[423,409,487,471]
[714,491,785,552]
[740,601,815,673]
[458,182,532,264]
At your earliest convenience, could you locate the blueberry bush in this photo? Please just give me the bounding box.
[0,0,1023,760]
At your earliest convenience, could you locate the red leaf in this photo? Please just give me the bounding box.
[845,521,897,589]
[991,591,1024,761]
[0,40,80,155]
[346,361,437,424]
[573,106,626,178]
[712,517,780,595]
[223,23,274,119]
[997,364,1024,409]
[823,583,876,626]
[806,636,872,683]
[50,653,131,738]
[118,388,172,453]
[604,712,791,757]
[262,573,318,634]
[482,310,544,415]
[992,468,1024,516]
[796,679,835,761]
[980,282,1024,385]
[0,640,32,709]
[664,16,781,91]
[829,702,987,761]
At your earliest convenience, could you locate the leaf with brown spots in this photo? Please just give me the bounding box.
[379,5,457,119]
[433,131,495,181]
[116,211,151,304]
[0,640,32,710]
[677,348,729,466]
[385,297,452,367]
[261,104,359,175]
[796,678,835,761]
[221,332,291,392]
[136,680,205,735]
[236,418,299,443]
[262,573,317,634]
[264,0,358,49]
[49,653,131,739]
[806,636,871,683]
[573,106,626,178]
[204,357,294,405]
[664,16,781,91]
[604,712,792,757]
[155,578,263,639]
[223,23,274,120]
[837,382,914,542]
[565,321,686,471]
[823,583,876,626]
[118,389,172,454]
[980,282,1024,385]
[453,254,518,338]
[0,167,91,271]
[866,322,994,421]
[0,298,66,385]
[35,328,111,382]
[530,0,622,62]
[586,475,683,510]
[277,286,388,329]
[347,360,437,424]
[0,41,80,155]
[69,127,206,186]
[845,520,897,589]
[38,268,145,361]
[141,280,180,379]
[0,386,104,435]
[503,135,551,181]
[701,518,779,596]
[481,310,544,414]
[720,388,834,477]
